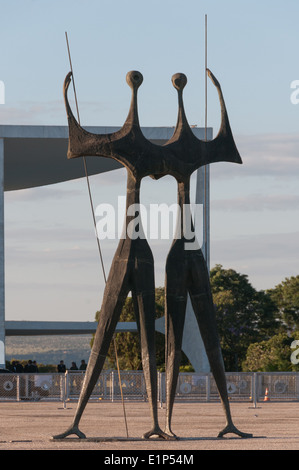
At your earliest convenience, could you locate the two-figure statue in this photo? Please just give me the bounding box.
[53,67,252,440]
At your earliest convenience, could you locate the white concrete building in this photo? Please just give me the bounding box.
[0,124,211,371]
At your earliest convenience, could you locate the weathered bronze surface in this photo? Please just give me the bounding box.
[53,69,252,440]
[159,71,251,439]
[53,71,169,440]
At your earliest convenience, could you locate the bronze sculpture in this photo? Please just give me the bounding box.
[53,68,252,440]
[156,71,252,438]
[53,70,170,440]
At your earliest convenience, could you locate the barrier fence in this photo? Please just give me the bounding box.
[0,371,299,406]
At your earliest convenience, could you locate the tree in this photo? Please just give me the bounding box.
[242,331,299,372]
[210,265,279,371]
[267,275,299,331]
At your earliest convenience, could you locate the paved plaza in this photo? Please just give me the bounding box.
[0,400,298,451]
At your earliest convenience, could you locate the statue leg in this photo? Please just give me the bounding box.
[131,242,173,440]
[164,243,187,439]
[188,251,252,438]
[52,258,130,439]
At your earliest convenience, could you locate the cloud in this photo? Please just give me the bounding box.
[0,101,65,125]
[5,184,84,203]
[211,133,299,180]
[0,99,119,126]
[211,231,299,290]
[211,194,299,212]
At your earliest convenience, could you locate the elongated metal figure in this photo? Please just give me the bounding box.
[53,71,171,440]
[53,68,252,440]
[154,70,252,439]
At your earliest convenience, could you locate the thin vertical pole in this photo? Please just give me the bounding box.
[114,336,129,437]
[65,32,107,284]
[65,31,128,437]
[205,14,208,141]
[0,138,5,368]
[203,14,210,271]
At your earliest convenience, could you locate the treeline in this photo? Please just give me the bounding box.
[94,265,299,373]
[211,265,299,372]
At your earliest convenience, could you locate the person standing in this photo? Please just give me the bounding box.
[57,360,66,373]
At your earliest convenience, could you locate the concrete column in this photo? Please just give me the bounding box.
[0,139,4,367]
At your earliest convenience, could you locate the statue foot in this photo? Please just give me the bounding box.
[163,427,179,440]
[142,426,177,440]
[52,424,86,440]
[218,423,253,439]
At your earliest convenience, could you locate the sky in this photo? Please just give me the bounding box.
[0,0,298,322]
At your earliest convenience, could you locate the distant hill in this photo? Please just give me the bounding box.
[5,335,93,370]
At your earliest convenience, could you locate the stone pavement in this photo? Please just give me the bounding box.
[0,400,298,451]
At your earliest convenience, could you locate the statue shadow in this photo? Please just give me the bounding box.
[52,435,266,442]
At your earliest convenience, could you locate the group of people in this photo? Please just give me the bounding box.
[8,359,88,374]
[9,360,39,373]
[57,360,87,373]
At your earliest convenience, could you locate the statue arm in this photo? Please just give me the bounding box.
[201,70,242,165]
[63,72,128,166]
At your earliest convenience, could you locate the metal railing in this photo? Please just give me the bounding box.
[1,371,299,405]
